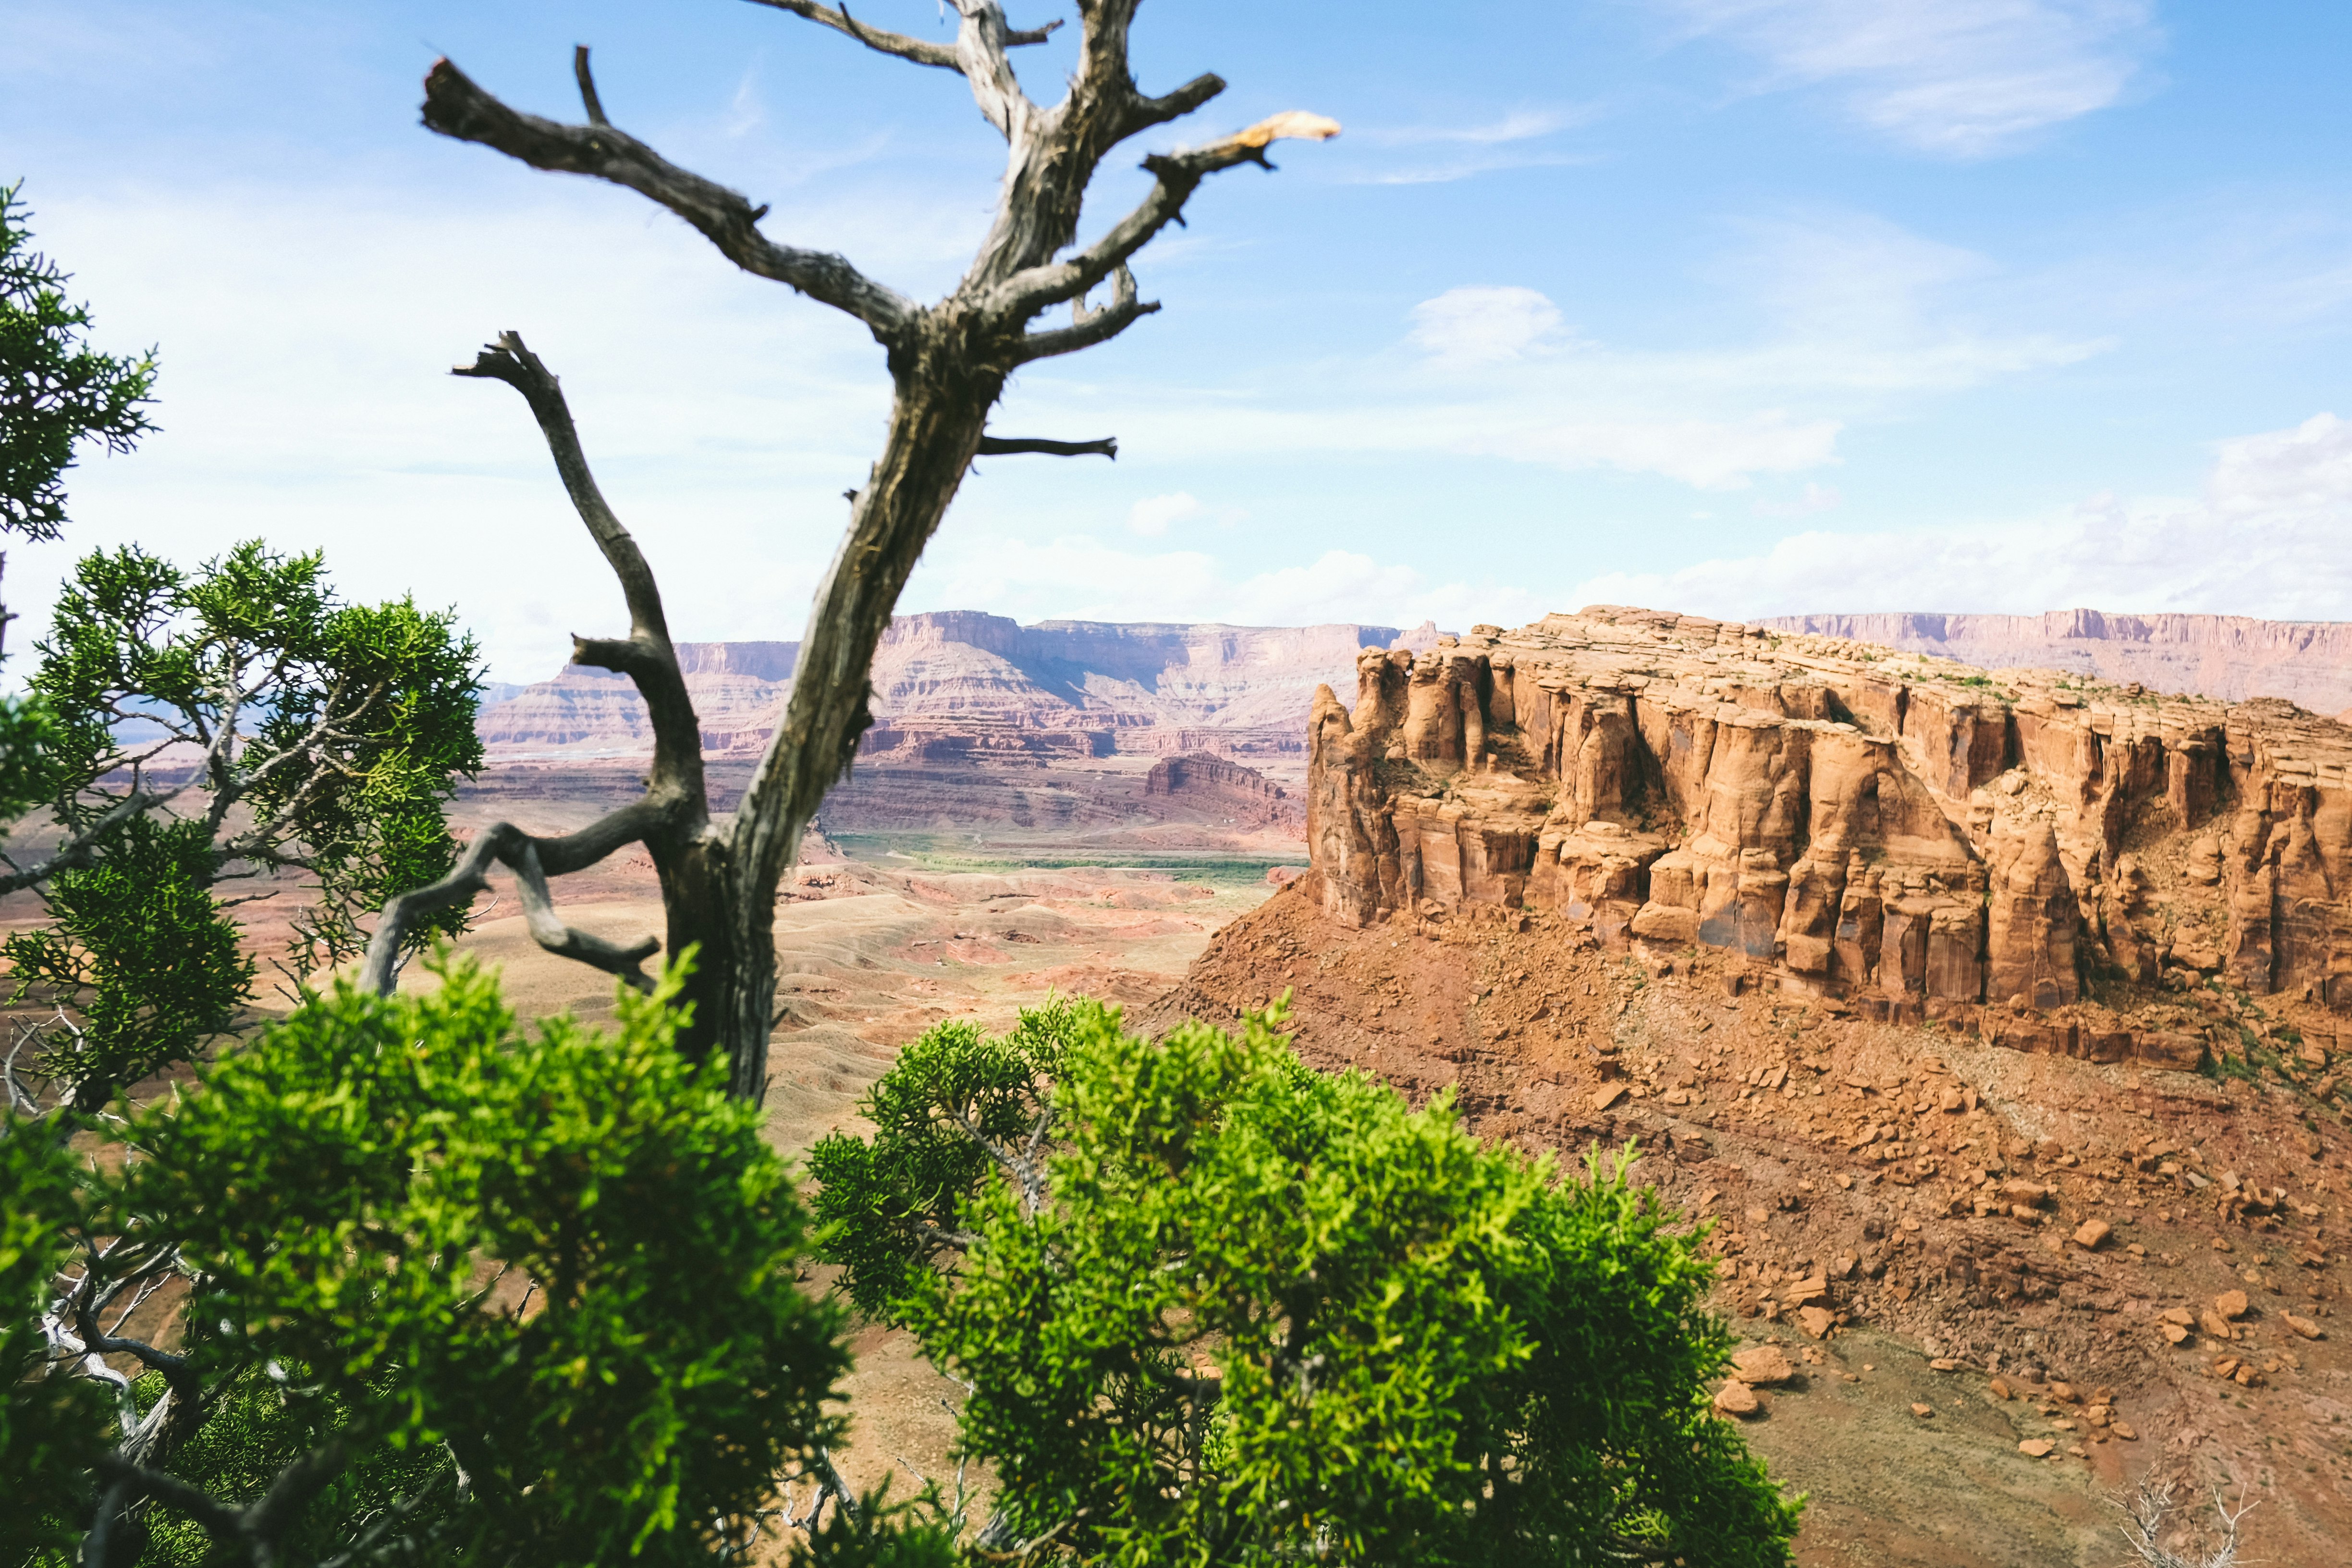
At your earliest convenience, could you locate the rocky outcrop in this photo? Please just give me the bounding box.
[478,614,1412,768]
[1763,609,2352,715]
[1308,606,2352,1021]
[1144,754,1300,831]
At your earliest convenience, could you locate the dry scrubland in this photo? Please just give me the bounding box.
[29,605,2352,1565]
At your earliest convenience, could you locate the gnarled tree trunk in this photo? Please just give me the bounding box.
[362,2,1336,1097]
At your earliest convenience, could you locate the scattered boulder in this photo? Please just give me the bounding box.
[2072,1219,2113,1250]
[1797,1306,1834,1340]
[1730,1344,1797,1386]
[1713,1380,1761,1417]
[2283,1311,2324,1340]
[2215,1289,2250,1320]
[2018,1439,2056,1458]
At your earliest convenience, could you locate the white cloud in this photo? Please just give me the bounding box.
[1346,106,1603,184]
[1347,107,1606,184]
[1493,412,1841,490]
[1754,480,1842,517]
[1364,109,1584,147]
[1127,492,1202,538]
[1660,0,2160,156]
[3,176,986,682]
[906,536,1549,632]
[1556,411,2352,621]
[1409,286,1567,363]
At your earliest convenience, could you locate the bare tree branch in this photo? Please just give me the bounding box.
[2112,1479,2254,1568]
[360,809,666,994]
[1010,261,1158,363]
[513,842,660,989]
[974,435,1117,459]
[945,1,1040,140]
[454,334,705,800]
[410,12,1337,1097]
[745,0,1062,70]
[572,44,609,126]
[420,61,914,336]
[990,111,1341,319]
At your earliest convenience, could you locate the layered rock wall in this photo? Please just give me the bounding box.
[1309,608,2352,1022]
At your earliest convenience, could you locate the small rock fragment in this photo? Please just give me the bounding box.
[2200,1309,2235,1341]
[1987,1377,2013,1400]
[1713,1380,1760,1417]
[1592,1083,1628,1112]
[1929,1357,1959,1372]
[2282,1312,2324,1340]
[2019,1439,2055,1458]
[2215,1289,2250,1320]
[2072,1219,2112,1250]
[1911,1403,1934,1418]
[1798,1306,1835,1340]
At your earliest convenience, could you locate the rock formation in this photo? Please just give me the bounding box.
[1308,607,2352,1036]
[1143,753,1301,831]
[478,614,1412,771]
[1763,609,2352,716]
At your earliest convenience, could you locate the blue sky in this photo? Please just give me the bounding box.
[9,0,2352,679]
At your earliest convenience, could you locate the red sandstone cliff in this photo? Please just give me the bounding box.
[1308,607,2352,1044]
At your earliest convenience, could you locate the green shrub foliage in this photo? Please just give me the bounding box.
[6,539,482,1109]
[812,999,1801,1566]
[0,180,157,542]
[0,1128,110,1565]
[43,954,856,1566]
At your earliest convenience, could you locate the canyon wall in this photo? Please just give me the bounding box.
[1763,610,2352,717]
[1308,606,2352,1038]
[477,614,1412,766]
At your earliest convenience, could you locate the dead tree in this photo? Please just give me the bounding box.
[2111,1479,2255,1568]
[362,3,1335,1097]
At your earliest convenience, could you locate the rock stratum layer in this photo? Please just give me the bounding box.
[1763,610,2352,719]
[478,613,1439,767]
[1309,606,2352,1039]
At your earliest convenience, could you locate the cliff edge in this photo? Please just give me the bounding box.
[1309,605,2352,1047]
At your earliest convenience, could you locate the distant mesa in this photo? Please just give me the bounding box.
[1764,609,2352,716]
[477,612,1433,768]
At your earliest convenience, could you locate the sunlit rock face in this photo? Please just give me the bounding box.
[1309,605,2352,1018]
